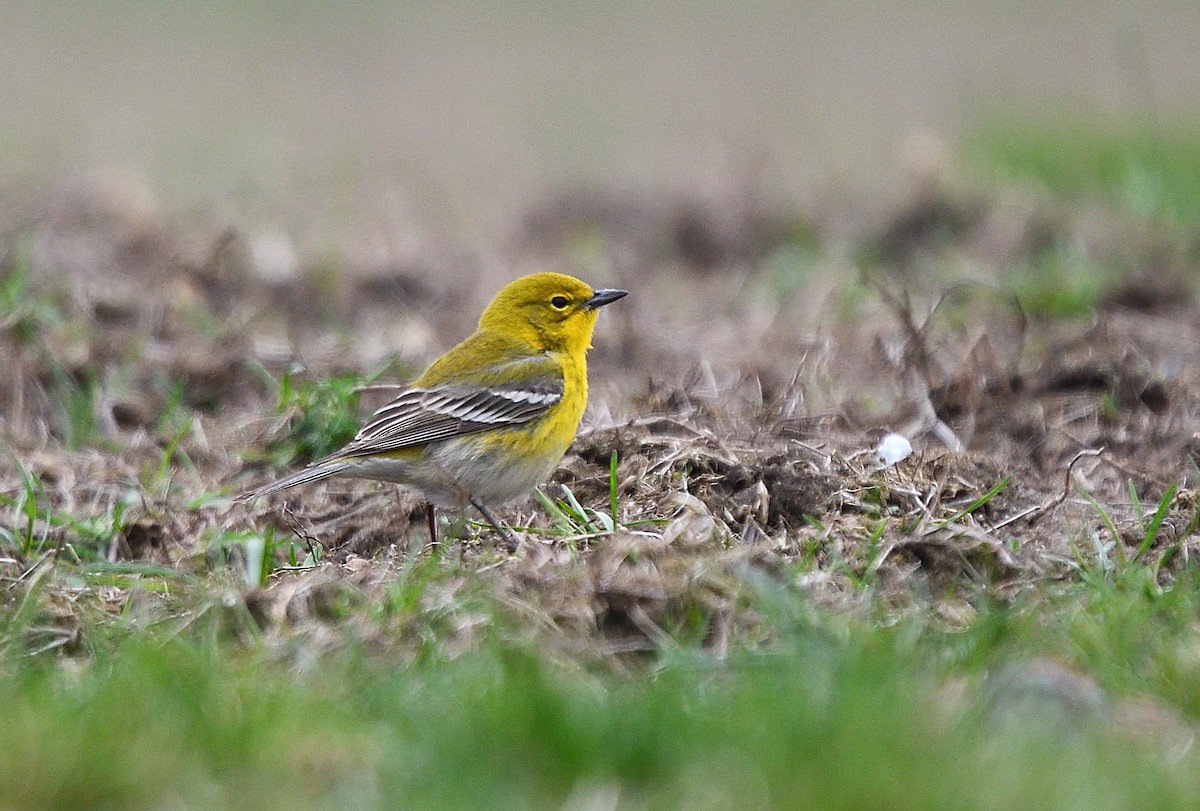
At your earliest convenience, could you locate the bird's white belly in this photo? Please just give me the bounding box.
[426,434,560,506]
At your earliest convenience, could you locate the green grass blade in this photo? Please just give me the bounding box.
[1134,483,1178,563]
[939,476,1011,527]
[609,450,620,528]
[535,487,577,533]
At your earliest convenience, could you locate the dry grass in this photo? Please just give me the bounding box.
[3,163,1199,671]
[4,149,1200,809]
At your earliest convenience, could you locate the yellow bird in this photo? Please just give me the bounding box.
[243,272,627,550]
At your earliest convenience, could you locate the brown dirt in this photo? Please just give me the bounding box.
[2,170,1199,660]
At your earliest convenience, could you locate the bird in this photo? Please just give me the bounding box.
[241,272,628,551]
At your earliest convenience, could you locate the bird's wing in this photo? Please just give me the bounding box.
[333,354,564,458]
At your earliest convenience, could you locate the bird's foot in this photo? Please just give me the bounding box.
[468,497,521,553]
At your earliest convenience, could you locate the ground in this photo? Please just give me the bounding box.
[4,131,1200,808]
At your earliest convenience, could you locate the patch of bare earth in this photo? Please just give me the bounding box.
[2,168,1199,665]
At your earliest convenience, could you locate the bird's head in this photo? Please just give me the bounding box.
[478,272,627,353]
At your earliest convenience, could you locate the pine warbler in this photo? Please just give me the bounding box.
[244,272,627,550]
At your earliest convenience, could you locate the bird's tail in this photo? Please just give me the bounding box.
[237,461,350,502]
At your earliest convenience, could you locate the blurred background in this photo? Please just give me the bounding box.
[4,0,1198,246]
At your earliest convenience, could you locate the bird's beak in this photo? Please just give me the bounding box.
[584,288,628,309]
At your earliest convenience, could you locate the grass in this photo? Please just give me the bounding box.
[1002,243,1117,319]
[251,362,391,468]
[0,249,105,449]
[9,464,1198,811]
[961,118,1200,317]
[2,570,1200,810]
[0,452,147,566]
[967,118,1200,227]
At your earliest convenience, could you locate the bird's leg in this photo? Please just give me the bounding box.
[468,497,521,553]
[424,502,438,545]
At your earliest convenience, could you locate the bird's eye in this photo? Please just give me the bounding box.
[550,295,569,310]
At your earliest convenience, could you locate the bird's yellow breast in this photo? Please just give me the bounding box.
[476,347,588,465]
